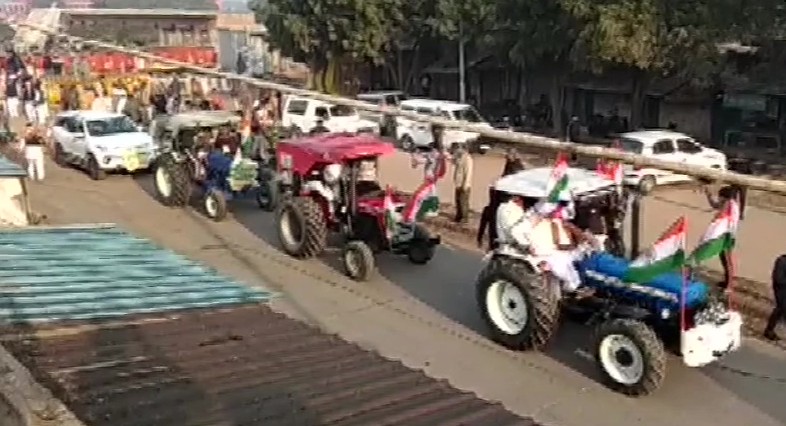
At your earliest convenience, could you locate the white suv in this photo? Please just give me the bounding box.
[281,96,379,135]
[619,130,727,193]
[396,99,492,153]
[50,110,157,180]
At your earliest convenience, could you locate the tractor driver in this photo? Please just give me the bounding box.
[214,125,241,156]
[496,194,597,297]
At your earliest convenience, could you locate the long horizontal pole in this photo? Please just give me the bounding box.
[13,21,786,194]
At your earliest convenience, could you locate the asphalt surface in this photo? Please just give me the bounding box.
[19,155,786,426]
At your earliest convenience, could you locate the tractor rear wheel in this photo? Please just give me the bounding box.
[476,256,561,351]
[276,196,327,258]
[155,154,192,207]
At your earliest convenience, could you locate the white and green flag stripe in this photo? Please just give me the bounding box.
[625,216,687,283]
[688,199,740,264]
[383,186,397,240]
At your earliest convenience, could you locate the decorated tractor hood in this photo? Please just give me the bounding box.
[277,133,396,174]
[494,167,616,199]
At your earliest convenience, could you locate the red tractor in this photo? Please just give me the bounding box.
[274,133,441,281]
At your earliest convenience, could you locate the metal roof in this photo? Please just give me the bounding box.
[4,305,541,426]
[0,154,26,178]
[0,224,272,323]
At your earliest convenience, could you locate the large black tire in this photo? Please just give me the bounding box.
[276,196,327,258]
[594,319,666,397]
[256,168,278,212]
[53,143,67,167]
[406,224,436,265]
[154,154,192,207]
[342,240,376,281]
[476,256,561,351]
[87,154,106,181]
[204,188,228,222]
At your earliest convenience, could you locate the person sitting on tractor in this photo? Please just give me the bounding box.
[496,194,597,297]
[214,125,241,156]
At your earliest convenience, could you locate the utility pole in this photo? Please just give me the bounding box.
[458,22,466,103]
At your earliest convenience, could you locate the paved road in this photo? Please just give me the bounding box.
[23,159,786,426]
[379,152,786,288]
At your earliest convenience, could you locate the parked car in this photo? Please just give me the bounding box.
[281,96,379,135]
[50,110,157,180]
[619,130,727,194]
[356,90,408,137]
[396,99,492,153]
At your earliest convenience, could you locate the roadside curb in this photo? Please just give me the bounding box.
[0,343,84,426]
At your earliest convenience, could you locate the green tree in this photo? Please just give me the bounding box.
[564,0,740,126]
[493,0,585,134]
[250,0,405,93]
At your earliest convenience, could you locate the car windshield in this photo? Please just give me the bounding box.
[86,116,138,136]
[619,138,644,154]
[452,107,484,123]
[329,105,357,117]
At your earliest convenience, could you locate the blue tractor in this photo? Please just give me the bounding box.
[475,167,742,397]
[152,111,273,221]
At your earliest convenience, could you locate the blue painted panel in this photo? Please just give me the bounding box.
[0,225,273,323]
[0,154,26,178]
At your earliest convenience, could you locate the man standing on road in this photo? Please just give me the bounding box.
[701,180,745,289]
[477,186,503,250]
[764,254,786,341]
[453,143,473,224]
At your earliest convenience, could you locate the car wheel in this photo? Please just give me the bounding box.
[87,154,107,181]
[53,143,67,167]
[638,175,656,195]
[398,135,414,152]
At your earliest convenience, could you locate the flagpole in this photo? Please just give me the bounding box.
[727,250,736,312]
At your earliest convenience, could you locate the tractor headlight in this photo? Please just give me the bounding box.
[660,308,671,320]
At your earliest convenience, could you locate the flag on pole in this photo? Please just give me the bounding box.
[597,160,623,186]
[625,217,687,283]
[402,151,447,223]
[688,199,740,265]
[402,180,439,222]
[532,153,570,217]
[383,186,397,240]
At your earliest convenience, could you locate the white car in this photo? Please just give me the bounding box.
[281,96,379,135]
[618,130,727,194]
[51,111,157,180]
[396,99,492,153]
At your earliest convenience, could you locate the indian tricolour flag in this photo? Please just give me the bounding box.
[402,180,439,222]
[533,153,570,216]
[383,186,397,240]
[624,217,687,283]
[688,199,740,265]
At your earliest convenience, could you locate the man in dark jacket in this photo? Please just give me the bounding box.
[476,186,504,250]
[502,148,524,176]
[764,254,786,341]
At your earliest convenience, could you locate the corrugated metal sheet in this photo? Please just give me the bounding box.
[0,154,26,178]
[0,225,272,323]
[4,305,541,426]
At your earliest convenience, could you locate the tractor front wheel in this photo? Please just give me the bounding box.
[342,240,376,281]
[276,196,327,258]
[594,319,666,397]
[476,256,561,351]
[204,188,228,222]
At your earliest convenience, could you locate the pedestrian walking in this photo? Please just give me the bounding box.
[502,148,524,176]
[764,254,786,341]
[476,186,504,250]
[453,143,473,224]
[701,180,745,289]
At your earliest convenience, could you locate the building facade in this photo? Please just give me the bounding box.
[59,8,218,47]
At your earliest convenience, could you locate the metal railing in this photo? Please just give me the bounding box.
[11,21,786,194]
